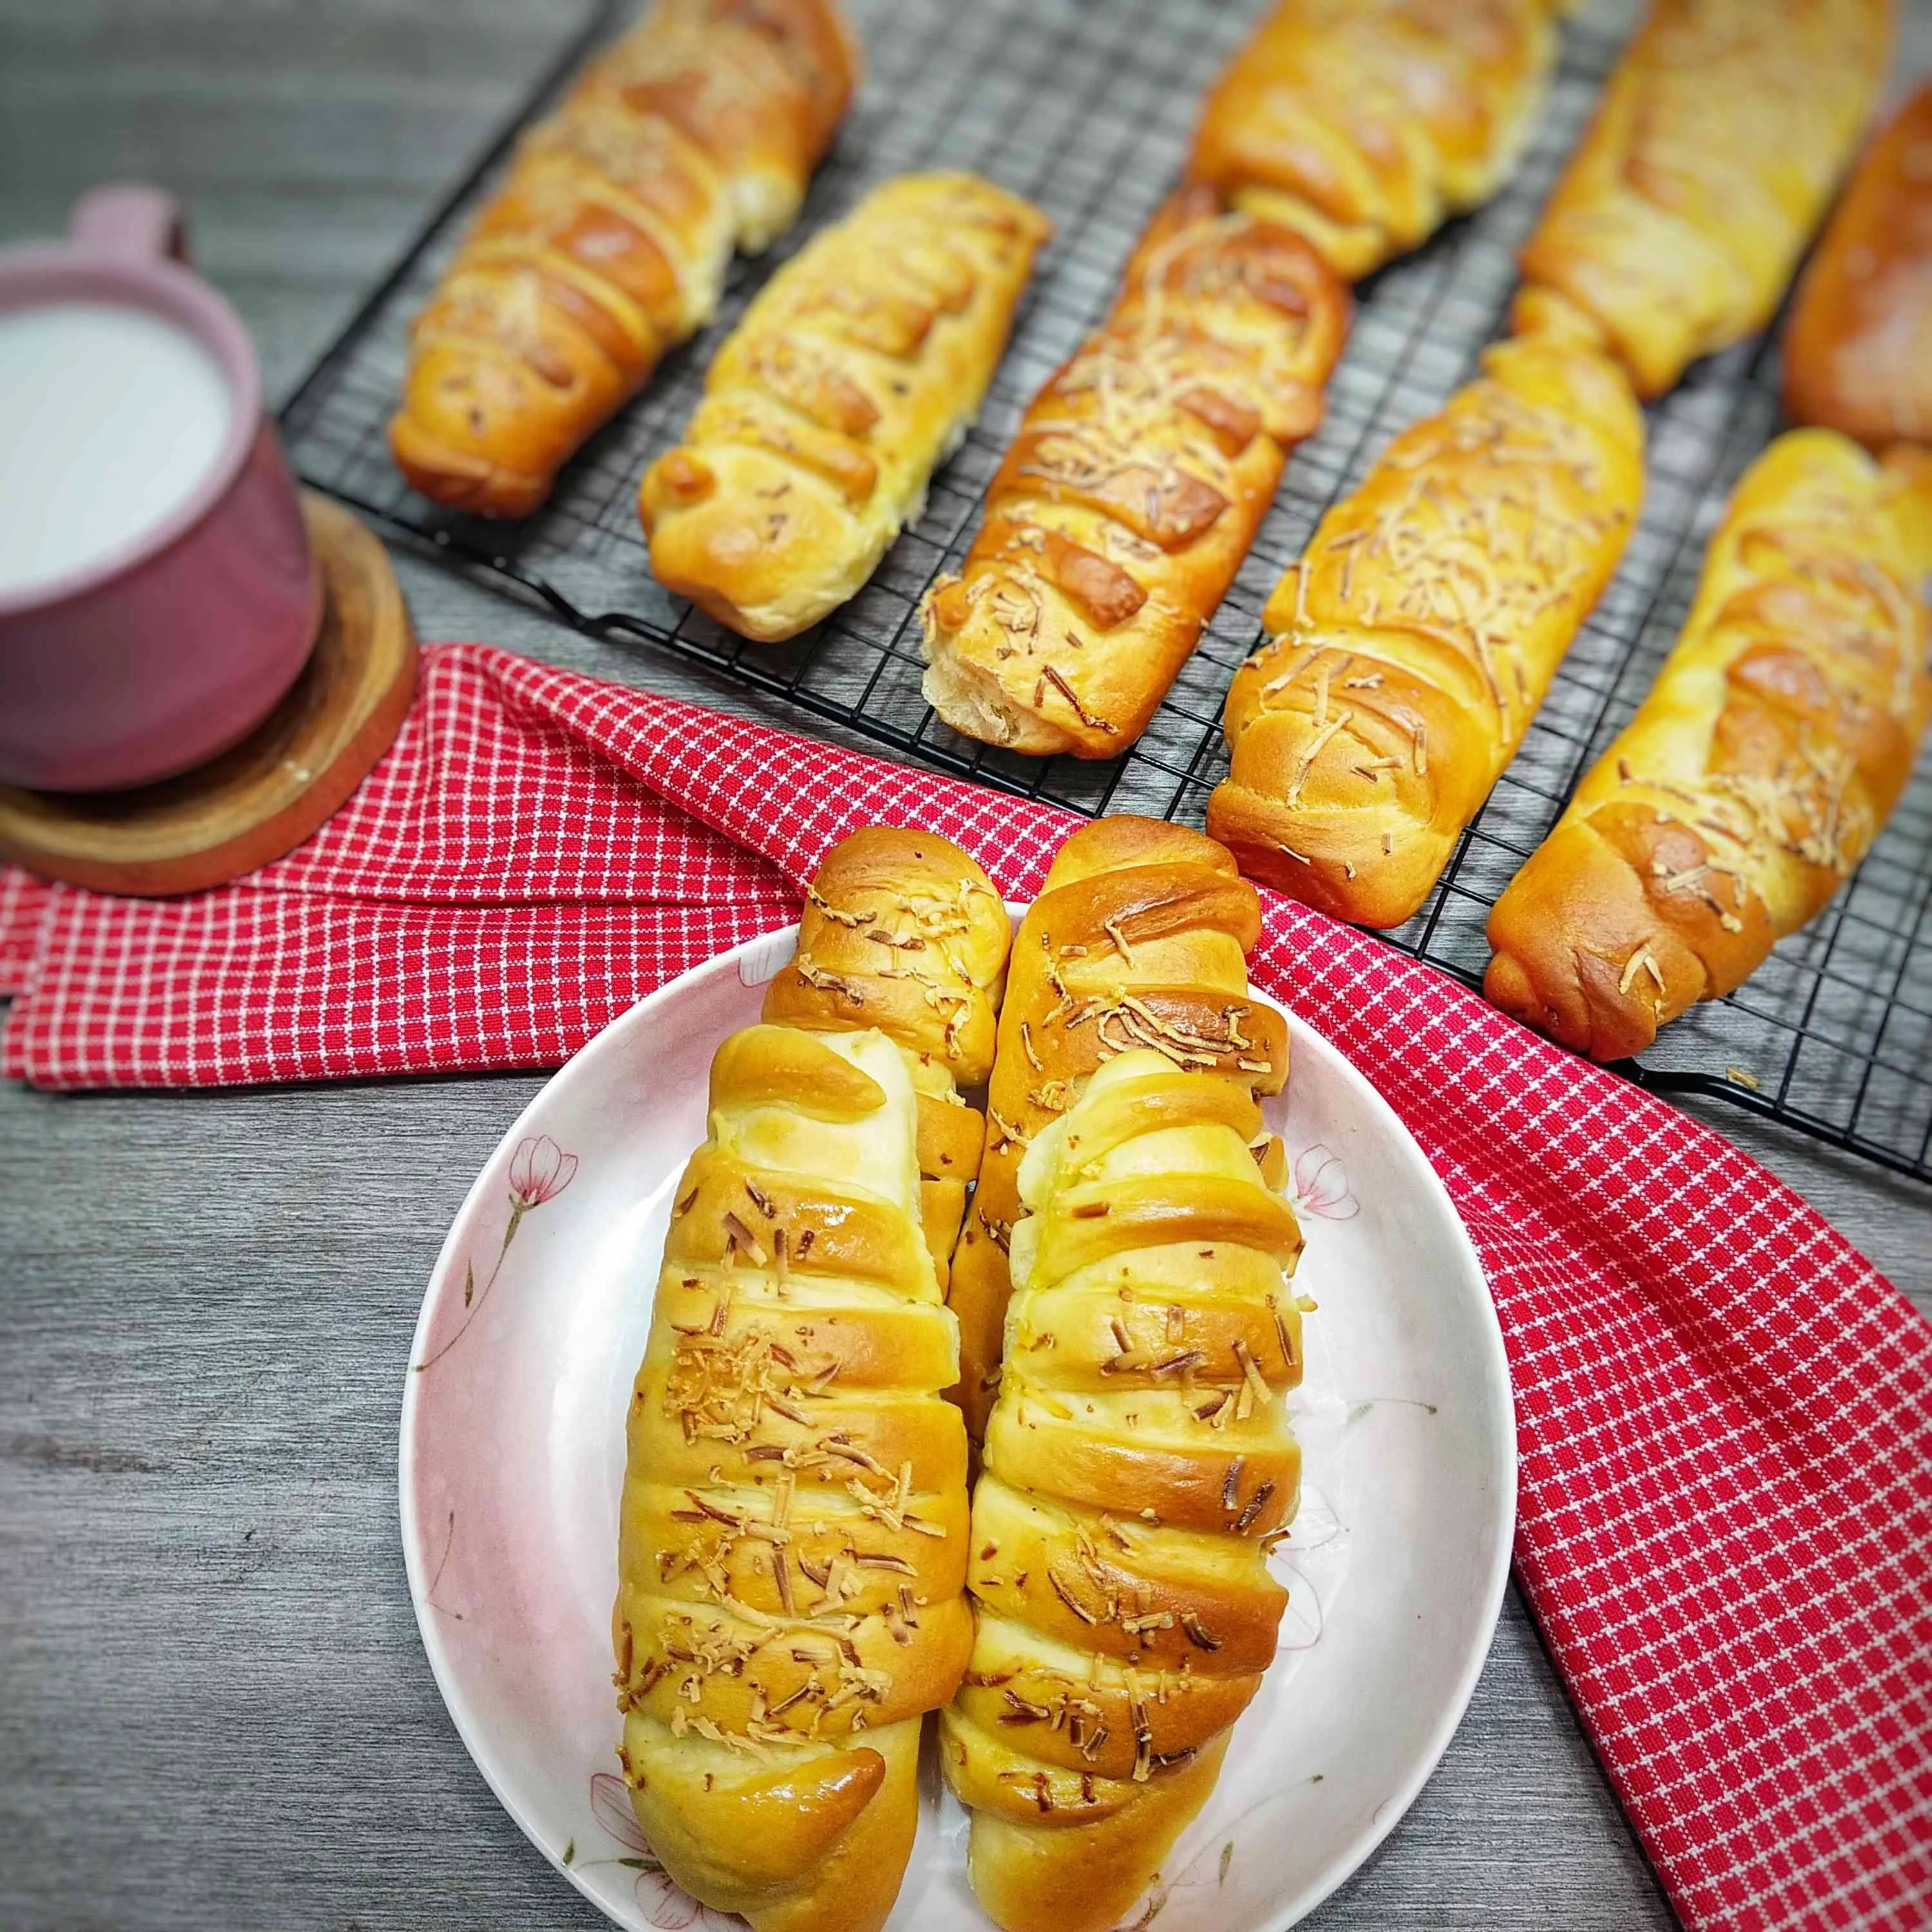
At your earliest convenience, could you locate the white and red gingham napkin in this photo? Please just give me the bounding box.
[3,642,1927,1932]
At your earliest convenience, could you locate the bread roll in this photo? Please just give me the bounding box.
[947,818,1288,1445]
[1485,433,1932,1061]
[1784,82,1932,452]
[940,1048,1305,1932]
[1510,0,1889,399]
[643,174,1050,641]
[761,826,1012,1280]
[613,1020,972,1932]
[392,0,858,518]
[919,191,1347,756]
[1209,334,1645,927]
[1186,0,1562,280]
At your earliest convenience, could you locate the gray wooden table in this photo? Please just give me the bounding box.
[1,4,1928,1929]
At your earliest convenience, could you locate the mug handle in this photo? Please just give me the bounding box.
[69,184,188,265]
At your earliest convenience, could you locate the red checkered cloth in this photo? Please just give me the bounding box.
[3,642,1927,1929]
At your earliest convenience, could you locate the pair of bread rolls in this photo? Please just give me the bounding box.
[619,819,1305,1932]
[1187,0,1564,281]
[644,175,1052,641]
[393,0,860,517]
[1486,433,1932,1061]
[1209,334,1646,927]
[919,192,1348,757]
[1511,0,1890,399]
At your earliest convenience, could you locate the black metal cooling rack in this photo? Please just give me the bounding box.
[281,0,1932,1184]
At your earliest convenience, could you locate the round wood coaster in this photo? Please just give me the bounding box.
[0,493,416,897]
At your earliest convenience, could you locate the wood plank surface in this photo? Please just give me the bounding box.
[0,3,1926,1930]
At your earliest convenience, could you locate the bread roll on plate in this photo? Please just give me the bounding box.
[761,826,1012,1279]
[613,1018,972,1932]
[1187,0,1563,280]
[1486,432,1932,1061]
[1209,334,1644,927]
[392,0,859,517]
[947,817,1288,1445]
[643,173,1051,641]
[1511,0,1889,398]
[920,191,1347,757]
[940,1048,1305,1932]
[1784,82,1932,452]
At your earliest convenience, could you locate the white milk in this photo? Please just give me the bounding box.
[0,301,233,598]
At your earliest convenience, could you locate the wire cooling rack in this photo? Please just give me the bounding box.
[281,0,1932,1184]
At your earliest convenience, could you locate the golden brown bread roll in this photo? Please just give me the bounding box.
[392,0,859,518]
[940,1048,1305,1932]
[761,826,1012,1282]
[919,190,1348,756]
[614,1019,972,1932]
[1784,82,1932,451]
[1510,0,1889,399]
[947,817,1288,1445]
[1208,334,1645,927]
[1185,0,1562,281]
[1485,432,1932,1061]
[641,173,1051,641]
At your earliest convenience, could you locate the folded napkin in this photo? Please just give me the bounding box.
[3,643,1927,1932]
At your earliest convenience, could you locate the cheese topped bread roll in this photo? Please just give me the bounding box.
[1486,433,1932,1061]
[1210,335,1644,929]
[940,1048,1304,1932]
[1186,0,1563,281]
[919,191,1347,757]
[643,173,1051,641]
[392,0,859,517]
[1511,0,1889,398]
[614,1020,973,1932]
[947,817,1288,1445]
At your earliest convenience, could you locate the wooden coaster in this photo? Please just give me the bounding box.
[0,493,416,898]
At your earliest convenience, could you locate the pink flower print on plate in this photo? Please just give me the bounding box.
[510,1133,579,1208]
[587,1772,741,1931]
[1287,1144,1359,1222]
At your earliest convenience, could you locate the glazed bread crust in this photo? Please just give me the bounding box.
[1208,335,1644,927]
[1187,0,1562,280]
[1784,82,1932,451]
[920,191,1348,757]
[941,1051,1305,1932]
[762,826,1012,1282]
[947,817,1287,1445]
[391,0,859,517]
[1486,434,1932,1061]
[643,173,1052,641]
[614,1020,972,1932]
[1510,0,1889,399]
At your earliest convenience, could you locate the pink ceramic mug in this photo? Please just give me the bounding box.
[0,185,321,792]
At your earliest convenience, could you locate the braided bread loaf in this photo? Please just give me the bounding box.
[1486,433,1932,1061]
[940,1048,1305,1932]
[1208,334,1644,928]
[918,191,1347,756]
[762,826,1012,1281]
[614,1020,972,1932]
[948,818,1288,1444]
[392,0,858,517]
[1186,0,1562,281]
[643,174,1052,641]
[1510,0,1889,399]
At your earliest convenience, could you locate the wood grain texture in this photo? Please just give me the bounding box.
[0,494,416,895]
[0,2,1926,1930]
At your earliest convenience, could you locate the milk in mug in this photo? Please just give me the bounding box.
[0,299,233,600]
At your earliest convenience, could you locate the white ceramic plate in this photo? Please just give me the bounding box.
[400,920,1515,1932]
